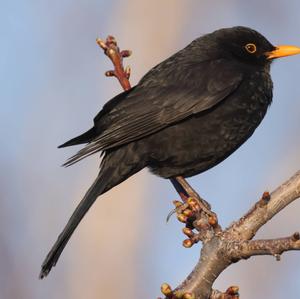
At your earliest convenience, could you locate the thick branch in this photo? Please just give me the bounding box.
[175,171,300,298]
[227,171,300,240]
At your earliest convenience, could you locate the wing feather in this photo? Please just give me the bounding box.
[64,59,243,166]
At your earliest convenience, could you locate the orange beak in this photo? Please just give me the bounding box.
[266,45,300,59]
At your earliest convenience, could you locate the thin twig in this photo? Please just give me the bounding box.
[230,233,300,260]
[96,35,131,90]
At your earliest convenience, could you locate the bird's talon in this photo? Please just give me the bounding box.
[166,201,189,222]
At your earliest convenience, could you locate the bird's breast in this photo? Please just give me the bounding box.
[147,71,273,177]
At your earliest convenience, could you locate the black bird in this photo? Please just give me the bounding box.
[40,26,300,278]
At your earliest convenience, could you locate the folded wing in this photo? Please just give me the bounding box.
[64,59,243,166]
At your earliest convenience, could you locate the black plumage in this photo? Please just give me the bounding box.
[40,26,300,278]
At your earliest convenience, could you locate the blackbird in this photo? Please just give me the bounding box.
[40,26,300,278]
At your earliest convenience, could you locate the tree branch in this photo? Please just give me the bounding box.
[173,171,300,299]
[230,233,300,260]
[227,171,300,240]
[96,35,300,299]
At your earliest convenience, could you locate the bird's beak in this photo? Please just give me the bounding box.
[266,45,300,59]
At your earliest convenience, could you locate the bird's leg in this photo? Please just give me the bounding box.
[166,178,192,222]
[169,176,220,247]
[171,176,214,216]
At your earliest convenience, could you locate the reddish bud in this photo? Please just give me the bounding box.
[182,227,194,238]
[174,291,183,298]
[182,292,195,299]
[121,50,132,57]
[107,35,117,45]
[96,38,107,50]
[183,209,193,217]
[226,286,239,295]
[105,70,115,77]
[183,239,193,248]
[208,215,218,226]
[173,200,183,208]
[187,197,198,206]
[262,191,271,202]
[177,214,187,223]
[293,232,300,241]
[161,283,172,296]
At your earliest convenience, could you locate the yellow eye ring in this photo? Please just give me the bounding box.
[245,43,257,54]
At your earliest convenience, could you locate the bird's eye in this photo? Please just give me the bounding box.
[245,43,257,54]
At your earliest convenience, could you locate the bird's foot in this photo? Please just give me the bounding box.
[171,196,217,224]
[168,197,219,248]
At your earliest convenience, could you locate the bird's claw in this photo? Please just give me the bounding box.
[167,196,219,248]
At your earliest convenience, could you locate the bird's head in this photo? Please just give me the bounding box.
[202,26,300,67]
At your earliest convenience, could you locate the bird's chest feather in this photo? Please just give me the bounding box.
[216,71,272,143]
[148,71,273,168]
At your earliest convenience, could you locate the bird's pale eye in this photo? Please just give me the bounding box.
[245,43,257,54]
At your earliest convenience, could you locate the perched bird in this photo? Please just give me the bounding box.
[40,26,300,278]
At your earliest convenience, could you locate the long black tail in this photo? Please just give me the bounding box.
[40,148,145,279]
[58,127,96,148]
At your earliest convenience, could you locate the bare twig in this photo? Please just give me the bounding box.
[97,36,300,299]
[230,232,300,260]
[96,35,131,90]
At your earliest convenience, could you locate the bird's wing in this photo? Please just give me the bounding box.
[64,59,243,166]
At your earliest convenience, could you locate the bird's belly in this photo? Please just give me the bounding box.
[147,93,270,178]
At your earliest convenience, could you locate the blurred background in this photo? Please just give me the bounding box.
[1,0,300,298]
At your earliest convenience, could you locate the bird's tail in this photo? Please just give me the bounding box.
[58,127,96,148]
[39,149,145,279]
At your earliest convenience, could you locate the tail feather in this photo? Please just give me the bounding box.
[58,127,96,148]
[40,146,146,279]
[39,168,112,279]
